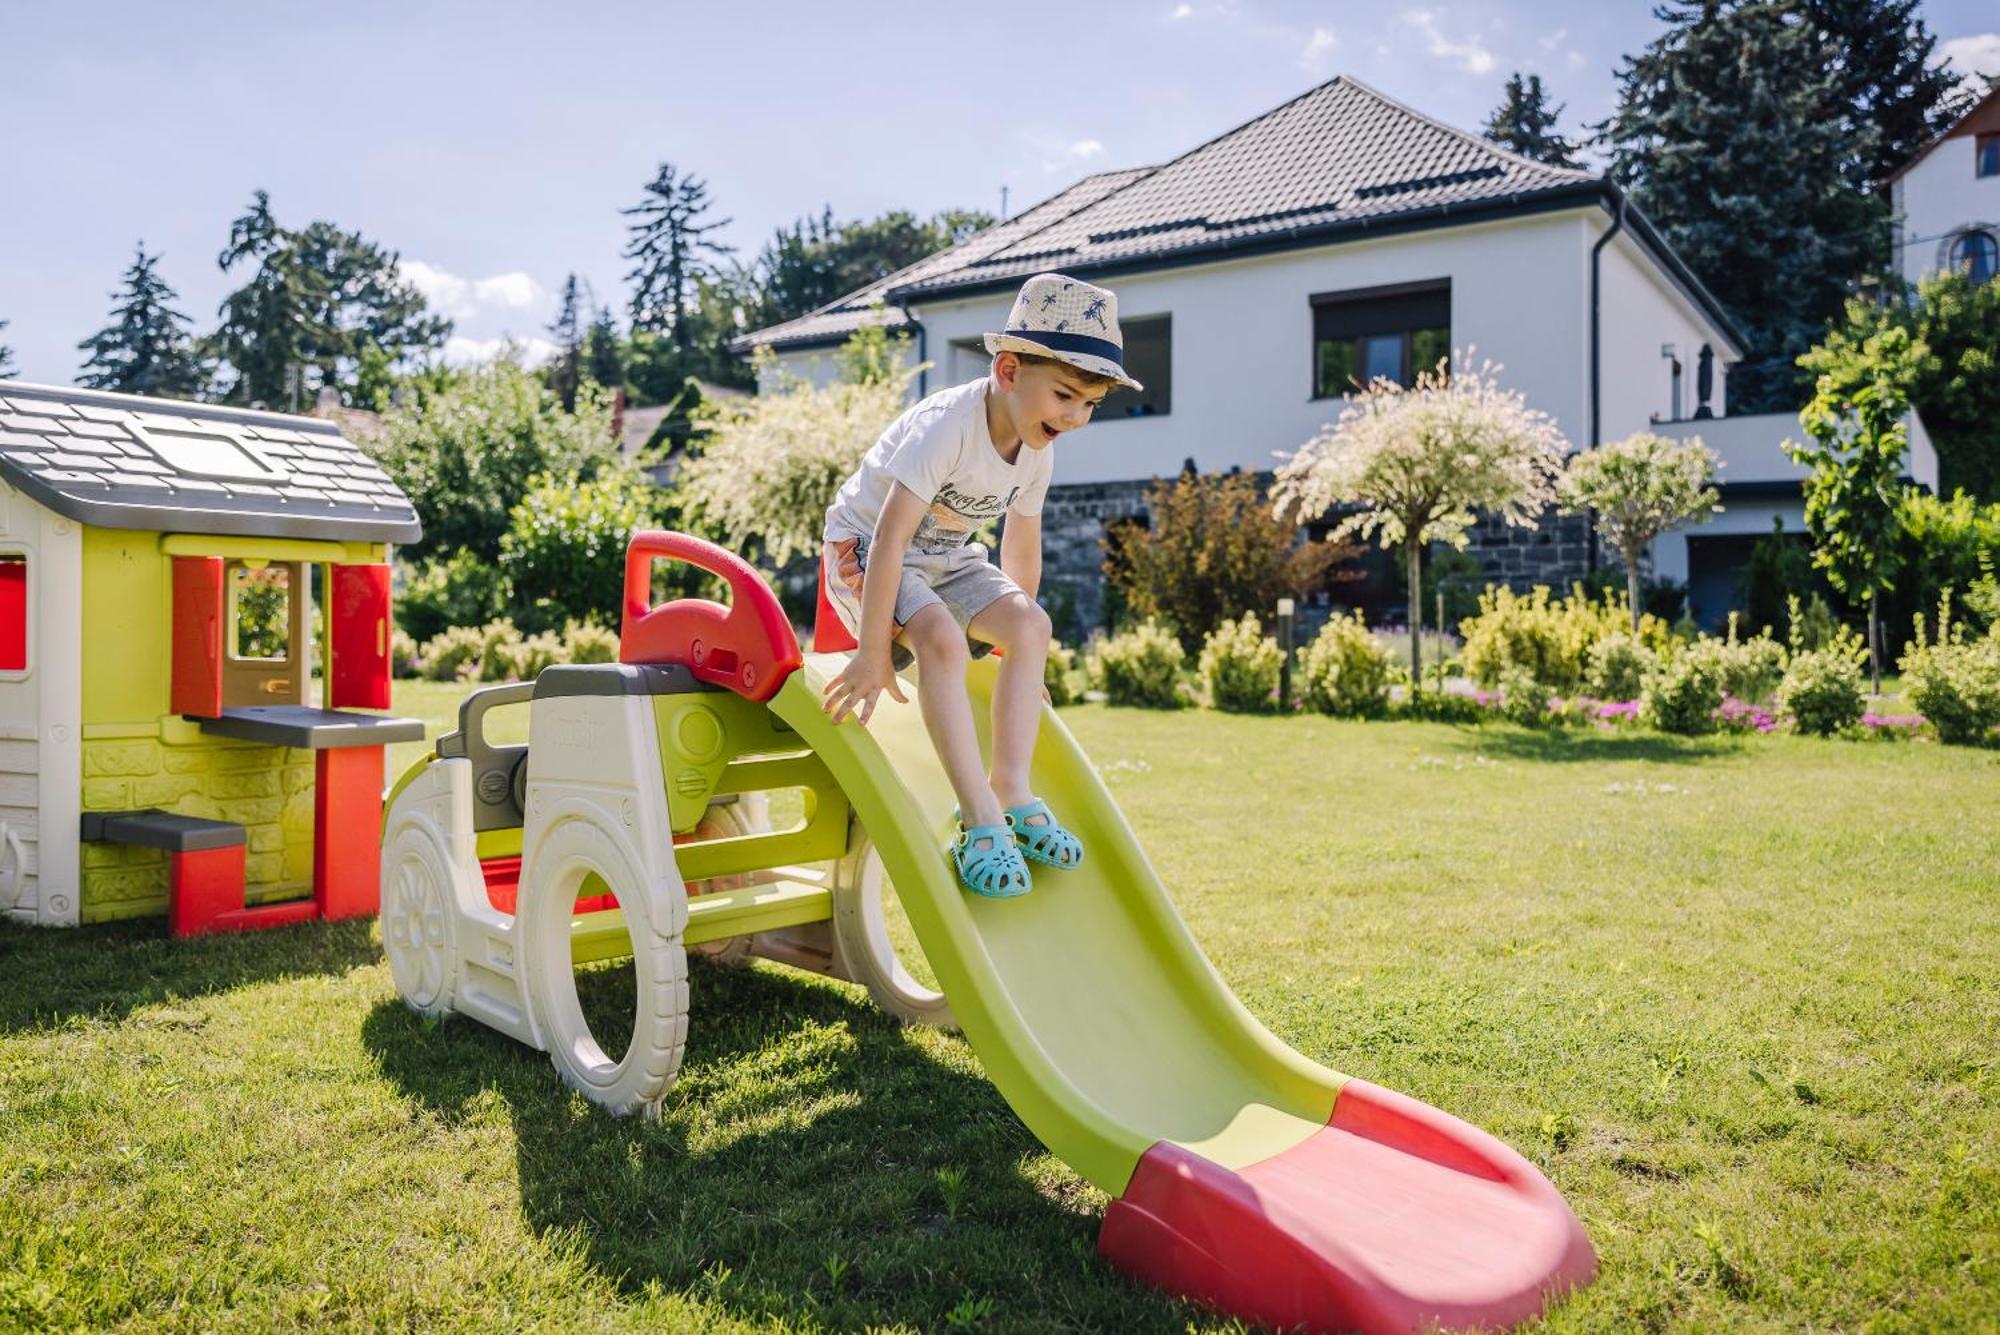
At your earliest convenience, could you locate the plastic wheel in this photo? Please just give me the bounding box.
[381,824,461,1018]
[830,830,955,1029]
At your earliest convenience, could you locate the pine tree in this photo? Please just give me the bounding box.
[210,191,450,409]
[583,305,625,391]
[622,161,734,356]
[0,320,14,377]
[1484,73,1583,169]
[753,206,996,327]
[76,244,208,397]
[1603,2,1886,411]
[1797,0,1972,187]
[546,273,583,411]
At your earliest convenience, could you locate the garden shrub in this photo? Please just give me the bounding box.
[1459,584,1664,692]
[1197,614,1284,712]
[491,629,565,682]
[563,619,620,665]
[1044,640,1079,707]
[476,619,524,682]
[1584,634,1655,701]
[1778,637,1867,736]
[1393,689,1487,724]
[391,629,420,679]
[1713,618,1788,704]
[397,549,509,644]
[1642,639,1728,735]
[1089,621,1185,708]
[499,467,665,632]
[1899,600,2000,745]
[418,625,485,682]
[1298,612,1392,717]
[1498,667,1555,728]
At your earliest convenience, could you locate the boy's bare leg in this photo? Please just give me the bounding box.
[904,605,1004,828]
[968,593,1052,810]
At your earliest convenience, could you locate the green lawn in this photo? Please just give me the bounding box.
[4,695,1997,1331]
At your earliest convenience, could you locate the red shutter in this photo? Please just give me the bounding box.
[329,563,392,709]
[171,556,225,717]
[0,557,27,671]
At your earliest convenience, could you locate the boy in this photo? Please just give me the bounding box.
[819,273,1141,899]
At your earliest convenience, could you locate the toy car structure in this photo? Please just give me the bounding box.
[381,530,1596,1335]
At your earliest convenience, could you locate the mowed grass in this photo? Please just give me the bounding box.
[3,691,1997,1331]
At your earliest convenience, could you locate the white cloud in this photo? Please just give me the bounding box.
[1402,8,1496,76]
[398,259,548,321]
[1940,32,2000,82]
[1300,26,1339,75]
[1069,139,1105,160]
[442,334,559,368]
[1035,136,1112,174]
[1169,2,1193,17]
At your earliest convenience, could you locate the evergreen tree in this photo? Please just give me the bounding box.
[582,305,625,391]
[1602,2,1886,412]
[753,206,995,326]
[0,320,14,377]
[210,191,450,409]
[1796,0,1972,187]
[546,273,583,412]
[622,161,734,357]
[1484,73,1583,169]
[75,244,208,397]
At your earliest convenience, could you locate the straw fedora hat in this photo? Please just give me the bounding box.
[982,272,1143,391]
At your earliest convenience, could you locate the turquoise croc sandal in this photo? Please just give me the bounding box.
[1006,799,1083,870]
[953,821,1033,898]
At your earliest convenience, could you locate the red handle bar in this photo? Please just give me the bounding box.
[619,530,803,702]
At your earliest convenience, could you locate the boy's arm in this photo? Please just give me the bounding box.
[999,511,1042,600]
[822,483,926,725]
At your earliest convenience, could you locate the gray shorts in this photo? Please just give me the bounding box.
[823,538,1022,670]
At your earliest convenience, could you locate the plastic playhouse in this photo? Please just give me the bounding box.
[0,379,421,934]
[379,529,1597,1334]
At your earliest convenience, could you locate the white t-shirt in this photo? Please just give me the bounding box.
[823,378,1053,557]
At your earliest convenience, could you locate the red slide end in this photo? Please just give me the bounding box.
[1099,1080,1595,1334]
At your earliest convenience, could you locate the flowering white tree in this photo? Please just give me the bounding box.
[678,349,920,565]
[1274,358,1567,686]
[1559,431,1720,631]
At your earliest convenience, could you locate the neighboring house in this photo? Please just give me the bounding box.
[739,76,1765,633]
[1889,84,2000,289]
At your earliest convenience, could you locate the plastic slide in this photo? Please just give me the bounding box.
[763,653,1596,1334]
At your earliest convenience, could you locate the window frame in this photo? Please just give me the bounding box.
[1949,229,1999,285]
[1976,133,1999,180]
[0,550,28,680]
[1308,278,1452,400]
[1100,313,1172,420]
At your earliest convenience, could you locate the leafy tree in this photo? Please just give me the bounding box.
[1740,516,1820,639]
[0,319,16,377]
[583,304,625,391]
[545,273,584,412]
[500,468,667,631]
[623,162,734,357]
[1602,3,1887,411]
[75,244,207,397]
[753,207,995,326]
[1558,430,1720,629]
[210,191,449,408]
[1104,470,1350,653]
[1820,272,2000,500]
[677,337,919,566]
[1484,73,1583,169]
[1274,358,1568,686]
[832,306,912,386]
[1787,322,1924,689]
[370,356,621,563]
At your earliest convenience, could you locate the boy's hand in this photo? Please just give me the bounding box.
[822,648,907,725]
[830,538,864,595]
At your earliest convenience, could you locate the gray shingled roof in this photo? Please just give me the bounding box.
[0,381,421,543]
[737,76,1746,356]
[735,167,1154,353]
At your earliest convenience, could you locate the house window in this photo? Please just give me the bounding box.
[1311,280,1451,397]
[1978,133,1999,179]
[1950,230,1999,285]
[229,564,292,662]
[0,555,25,673]
[1100,315,1171,418]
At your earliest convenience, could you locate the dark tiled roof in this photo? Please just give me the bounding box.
[735,168,1154,352]
[888,77,1595,298]
[0,381,421,543]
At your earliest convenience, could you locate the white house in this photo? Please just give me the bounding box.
[739,76,1776,631]
[1889,84,2000,288]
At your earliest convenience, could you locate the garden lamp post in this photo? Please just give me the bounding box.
[1277,597,1295,709]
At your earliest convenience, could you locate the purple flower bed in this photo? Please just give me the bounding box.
[1714,696,1778,734]
[1860,712,1927,738]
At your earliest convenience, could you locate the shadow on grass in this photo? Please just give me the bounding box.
[362,958,1196,1332]
[1445,726,1745,766]
[0,915,379,1036]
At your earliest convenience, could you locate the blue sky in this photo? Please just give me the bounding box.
[3,1,1995,386]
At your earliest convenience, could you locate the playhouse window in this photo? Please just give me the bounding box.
[0,555,26,673]
[228,564,292,662]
